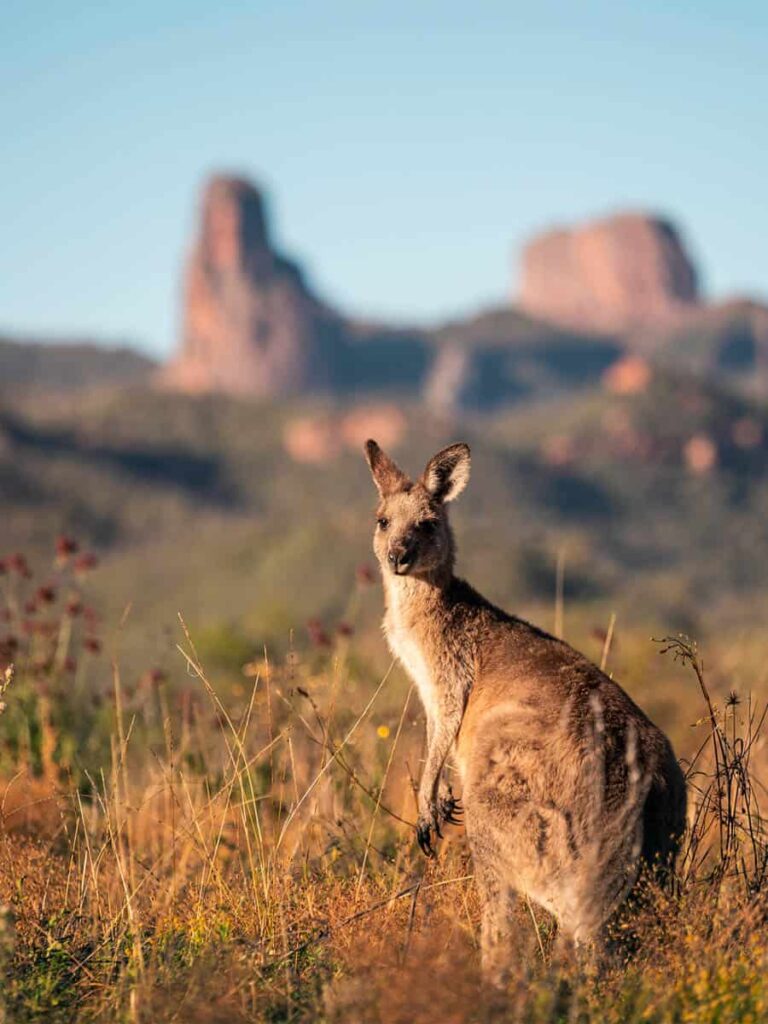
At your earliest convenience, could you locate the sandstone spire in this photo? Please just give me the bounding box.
[160,175,337,396]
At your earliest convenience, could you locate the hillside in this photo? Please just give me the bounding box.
[0,335,154,394]
[2,365,768,686]
[631,298,768,397]
[2,180,768,694]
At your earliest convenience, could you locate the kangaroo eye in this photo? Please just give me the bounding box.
[377,517,389,531]
[420,520,438,534]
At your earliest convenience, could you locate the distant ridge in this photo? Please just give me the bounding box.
[158,174,768,408]
[0,335,154,394]
[5,178,768,408]
[158,175,627,409]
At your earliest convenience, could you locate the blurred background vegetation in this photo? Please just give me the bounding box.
[3,345,768,767]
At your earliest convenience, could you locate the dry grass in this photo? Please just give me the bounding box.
[1,551,768,1022]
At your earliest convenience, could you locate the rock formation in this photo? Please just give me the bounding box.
[518,212,700,333]
[282,404,406,464]
[160,176,340,396]
[602,353,652,395]
[161,178,768,410]
[161,176,635,406]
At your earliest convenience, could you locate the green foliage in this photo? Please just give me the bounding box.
[1,370,768,688]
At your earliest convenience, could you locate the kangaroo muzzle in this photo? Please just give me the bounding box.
[387,539,416,574]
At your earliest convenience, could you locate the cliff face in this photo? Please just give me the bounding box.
[518,212,700,333]
[160,179,768,410]
[160,176,339,396]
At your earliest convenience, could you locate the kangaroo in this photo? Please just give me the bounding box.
[364,439,686,981]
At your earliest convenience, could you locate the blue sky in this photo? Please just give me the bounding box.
[2,1,766,357]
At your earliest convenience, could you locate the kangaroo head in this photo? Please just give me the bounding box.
[364,440,471,578]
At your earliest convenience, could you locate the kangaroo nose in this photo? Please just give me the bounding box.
[388,540,415,573]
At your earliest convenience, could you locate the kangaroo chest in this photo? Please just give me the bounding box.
[384,609,440,725]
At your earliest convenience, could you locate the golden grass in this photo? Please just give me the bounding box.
[1,571,768,1020]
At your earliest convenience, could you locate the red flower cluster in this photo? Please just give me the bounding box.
[306,618,356,649]
[36,585,57,605]
[356,563,376,586]
[4,553,32,578]
[0,538,103,677]
[141,667,168,688]
[0,636,19,668]
[306,619,332,649]
[74,553,99,574]
[56,536,79,559]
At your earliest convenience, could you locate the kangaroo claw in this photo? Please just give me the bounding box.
[438,793,463,826]
[416,816,437,858]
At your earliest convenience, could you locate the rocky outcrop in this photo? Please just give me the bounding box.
[160,176,341,397]
[162,179,767,410]
[161,176,633,407]
[602,354,652,395]
[283,404,406,464]
[518,212,700,333]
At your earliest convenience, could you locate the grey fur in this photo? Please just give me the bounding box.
[364,440,686,982]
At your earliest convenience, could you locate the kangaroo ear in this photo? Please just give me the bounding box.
[364,440,408,497]
[422,443,471,503]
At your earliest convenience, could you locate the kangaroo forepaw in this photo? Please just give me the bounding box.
[438,792,463,826]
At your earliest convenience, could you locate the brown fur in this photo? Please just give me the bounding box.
[364,440,686,982]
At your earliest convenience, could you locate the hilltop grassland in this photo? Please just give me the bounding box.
[0,544,767,1022]
[3,368,768,681]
